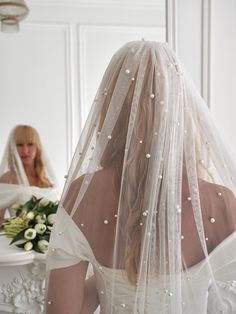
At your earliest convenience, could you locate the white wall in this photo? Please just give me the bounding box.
[0,0,166,192]
[169,0,236,153]
[174,0,203,90]
[210,0,236,152]
[0,24,69,192]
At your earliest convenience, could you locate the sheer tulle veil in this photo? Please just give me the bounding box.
[46,41,236,313]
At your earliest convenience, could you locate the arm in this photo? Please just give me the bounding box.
[46,261,89,314]
[0,211,4,227]
[81,275,99,314]
[46,177,100,313]
[0,173,10,223]
[0,172,13,184]
[0,172,14,223]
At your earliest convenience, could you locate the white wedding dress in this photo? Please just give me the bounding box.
[48,206,236,314]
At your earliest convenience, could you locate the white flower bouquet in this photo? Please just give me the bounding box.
[3,196,58,253]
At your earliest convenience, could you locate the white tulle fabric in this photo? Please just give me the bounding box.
[46,41,236,313]
[48,206,236,313]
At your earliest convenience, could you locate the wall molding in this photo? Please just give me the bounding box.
[78,25,88,132]
[22,21,70,30]
[166,0,212,104]
[201,0,211,105]
[166,0,177,51]
[64,24,80,166]
[27,0,165,11]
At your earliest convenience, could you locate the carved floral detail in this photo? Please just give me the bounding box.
[0,262,46,314]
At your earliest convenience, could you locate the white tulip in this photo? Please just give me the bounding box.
[34,223,47,234]
[47,214,57,225]
[24,228,37,240]
[35,214,46,223]
[11,203,21,210]
[26,211,35,220]
[47,225,53,231]
[39,198,50,207]
[37,239,49,253]
[24,241,33,251]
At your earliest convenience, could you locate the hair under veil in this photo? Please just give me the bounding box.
[46,41,236,314]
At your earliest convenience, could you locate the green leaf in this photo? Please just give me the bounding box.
[34,246,44,254]
[16,208,23,217]
[28,220,35,227]
[16,242,27,248]
[10,228,28,244]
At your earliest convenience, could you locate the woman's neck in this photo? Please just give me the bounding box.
[24,164,36,177]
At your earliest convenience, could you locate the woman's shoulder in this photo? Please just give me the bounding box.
[0,171,17,184]
[199,179,236,224]
[200,179,235,199]
[64,167,115,205]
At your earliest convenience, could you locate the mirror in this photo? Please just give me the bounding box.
[0,0,166,192]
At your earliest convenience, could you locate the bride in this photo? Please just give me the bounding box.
[0,125,58,225]
[46,41,236,313]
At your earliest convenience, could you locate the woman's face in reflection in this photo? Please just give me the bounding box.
[16,142,37,166]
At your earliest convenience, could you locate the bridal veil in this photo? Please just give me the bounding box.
[46,41,236,313]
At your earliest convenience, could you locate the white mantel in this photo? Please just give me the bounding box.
[0,235,46,314]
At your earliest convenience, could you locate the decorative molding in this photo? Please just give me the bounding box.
[166,0,211,103]
[0,263,46,314]
[25,2,165,27]
[201,0,211,105]
[64,24,81,165]
[22,21,69,30]
[78,25,87,133]
[27,0,165,11]
[166,0,177,51]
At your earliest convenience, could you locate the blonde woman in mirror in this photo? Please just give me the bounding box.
[0,125,58,226]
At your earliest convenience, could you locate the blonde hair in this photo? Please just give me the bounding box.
[13,125,53,188]
[100,55,156,284]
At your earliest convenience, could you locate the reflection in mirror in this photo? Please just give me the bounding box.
[0,125,58,225]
